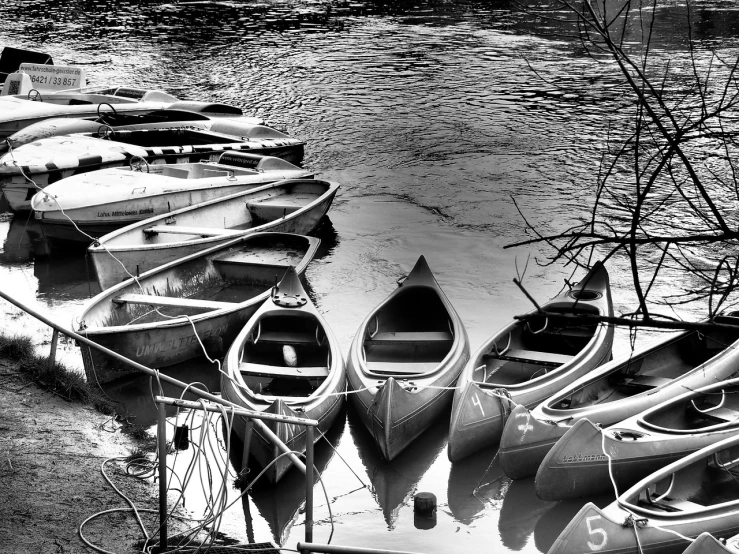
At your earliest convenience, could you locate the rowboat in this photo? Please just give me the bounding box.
[499,314,739,480]
[0,126,305,211]
[547,433,739,554]
[87,177,338,290]
[220,266,345,484]
[30,151,315,249]
[0,72,259,137]
[536,372,739,501]
[76,232,319,385]
[682,532,736,554]
[346,255,470,461]
[2,107,272,151]
[447,261,614,463]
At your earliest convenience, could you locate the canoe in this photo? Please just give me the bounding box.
[499,314,739,480]
[447,261,614,463]
[76,232,319,385]
[346,255,470,461]
[87,177,338,290]
[0,127,305,211]
[547,432,739,554]
[2,107,273,151]
[220,266,345,484]
[682,532,736,554]
[30,151,314,248]
[536,371,739,501]
[0,80,255,137]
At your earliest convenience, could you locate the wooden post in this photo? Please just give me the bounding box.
[48,329,58,370]
[305,426,315,547]
[157,402,168,552]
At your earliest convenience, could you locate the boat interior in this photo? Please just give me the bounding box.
[639,386,739,433]
[90,243,300,328]
[362,287,455,376]
[547,327,739,410]
[628,443,739,514]
[473,305,600,386]
[149,162,258,180]
[238,314,331,397]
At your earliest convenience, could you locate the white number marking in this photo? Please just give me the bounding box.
[472,393,485,417]
[586,515,608,551]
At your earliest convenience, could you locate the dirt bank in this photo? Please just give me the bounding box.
[0,357,182,554]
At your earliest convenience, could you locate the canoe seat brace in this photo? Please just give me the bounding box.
[239,362,328,379]
[143,225,243,237]
[112,293,234,310]
[485,348,574,367]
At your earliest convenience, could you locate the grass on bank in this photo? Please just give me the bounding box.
[0,333,117,413]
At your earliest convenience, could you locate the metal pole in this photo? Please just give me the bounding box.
[305,426,315,546]
[297,543,424,554]
[157,402,168,552]
[0,290,309,474]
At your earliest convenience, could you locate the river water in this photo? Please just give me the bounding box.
[2,0,739,552]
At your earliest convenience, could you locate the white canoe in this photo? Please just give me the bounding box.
[221,266,346,483]
[87,177,338,289]
[30,151,314,245]
[76,232,320,385]
[0,127,305,211]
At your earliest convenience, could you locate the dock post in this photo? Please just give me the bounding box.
[157,402,168,552]
[304,425,315,550]
[48,328,58,370]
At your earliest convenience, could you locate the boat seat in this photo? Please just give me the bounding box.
[159,167,190,179]
[369,331,454,345]
[112,293,235,311]
[644,496,703,512]
[622,375,673,389]
[239,362,328,379]
[143,225,243,237]
[255,330,317,345]
[246,198,303,219]
[485,348,574,367]
[366,361,439,375]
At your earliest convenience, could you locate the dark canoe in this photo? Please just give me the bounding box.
[448,261,614,463]
[499,313,739,480]
[536,376,739,501]
[220,266,346,484]
[76,232,319,385]
[548,433,739,554]
[346,255,470,461]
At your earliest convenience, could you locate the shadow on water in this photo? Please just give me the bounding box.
[228,410,346,546]
[446,447,504,525]
[498,477,556,552]
[97,357,223,427]
[347,402,449,529]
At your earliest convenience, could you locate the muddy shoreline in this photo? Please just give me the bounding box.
[0,358,187,554]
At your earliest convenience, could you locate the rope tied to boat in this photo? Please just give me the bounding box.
[492,387,514,420]
[622,514,648,528]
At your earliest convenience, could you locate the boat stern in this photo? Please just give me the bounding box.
[499,403,569,480]
[535,418,611,501]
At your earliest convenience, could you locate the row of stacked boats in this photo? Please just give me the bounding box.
[5,50,739,554]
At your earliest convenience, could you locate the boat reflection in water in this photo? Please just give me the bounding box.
[348,404,448,528]
[96,357,223,427]
[230,411,346,546]
[498,477,556,551]
[447,450,506,526]
[2,214,36,263]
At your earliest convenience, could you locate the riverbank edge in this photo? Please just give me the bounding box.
[0,356,188,553]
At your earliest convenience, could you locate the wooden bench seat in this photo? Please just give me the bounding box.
[644,496,703,513]
[239,362,329,379]
[256,330,317,345]
[112,293,235,311]
[366,361,439,375]
[485,348,574,367]
[369,331,454,345]
[143,225,243,237]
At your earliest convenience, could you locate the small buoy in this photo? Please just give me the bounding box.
[413,492,437,516]
[283,345,298,367]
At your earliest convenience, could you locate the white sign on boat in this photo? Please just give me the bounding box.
[1,64,87,96]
